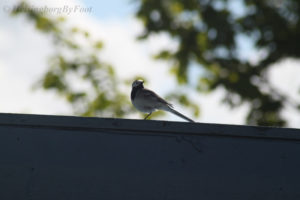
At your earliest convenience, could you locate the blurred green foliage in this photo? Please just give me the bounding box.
[136,0,300,126]
[11,1,134,117]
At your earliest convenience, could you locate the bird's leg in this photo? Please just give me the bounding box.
[144,112,152,120]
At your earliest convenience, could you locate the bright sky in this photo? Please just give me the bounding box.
[81,0,136,19]
[0,0,300,127]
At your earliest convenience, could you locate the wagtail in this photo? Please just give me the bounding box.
[131,80,195,122]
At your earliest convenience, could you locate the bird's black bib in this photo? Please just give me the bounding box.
[131,84,143,101]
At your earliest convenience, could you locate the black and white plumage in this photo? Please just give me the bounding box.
[131,80,195,122]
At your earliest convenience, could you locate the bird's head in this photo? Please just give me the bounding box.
[132,80,144,88]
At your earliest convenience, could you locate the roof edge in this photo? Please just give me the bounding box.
[0,113,299,140]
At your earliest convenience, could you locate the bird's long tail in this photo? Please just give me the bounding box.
[164,107,195,123]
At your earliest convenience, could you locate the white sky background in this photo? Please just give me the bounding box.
[0,0,299,127]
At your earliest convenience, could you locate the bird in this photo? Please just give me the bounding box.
[131,80,195,122]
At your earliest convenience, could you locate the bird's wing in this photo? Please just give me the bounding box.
[141,89,173,108]
[141,89,194,122]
